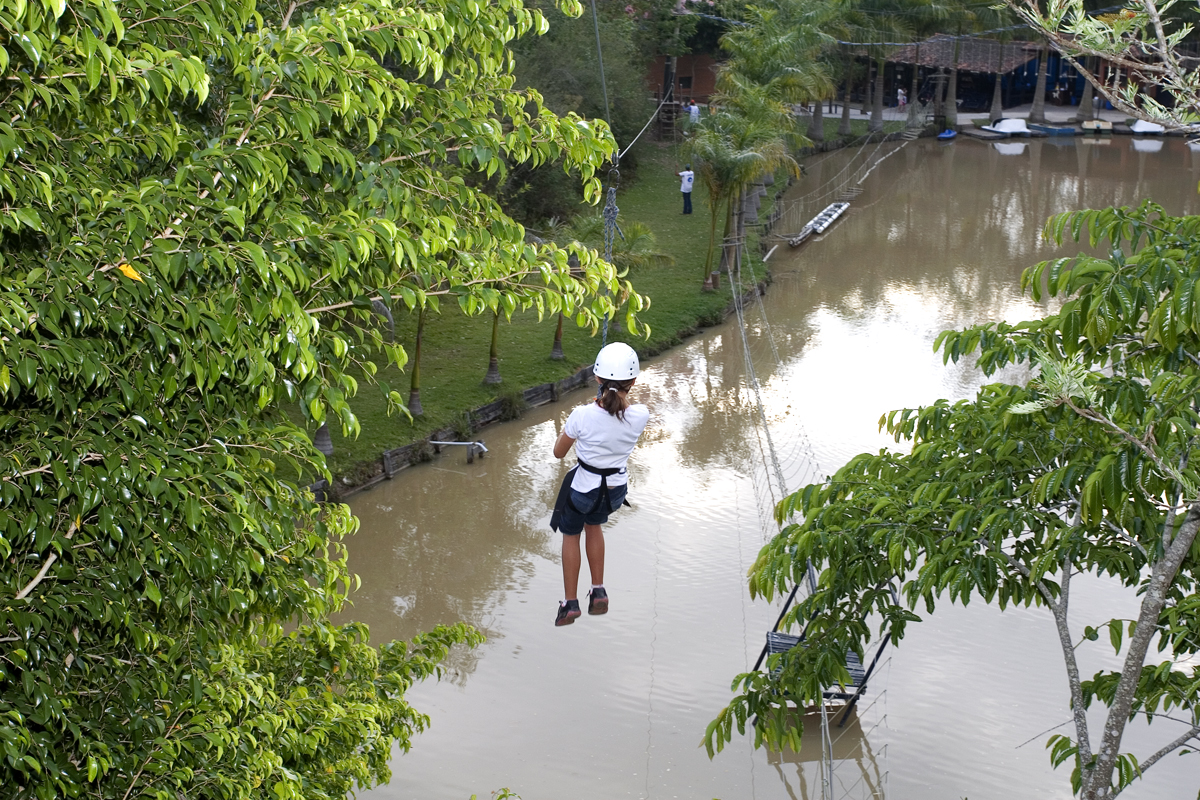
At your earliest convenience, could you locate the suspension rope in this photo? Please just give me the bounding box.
[589,0,612,133]
[675,6,1124,45]
[600,172,620,347]
[618,87,674,160]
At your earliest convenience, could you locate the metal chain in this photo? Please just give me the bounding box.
[601,175,619,347]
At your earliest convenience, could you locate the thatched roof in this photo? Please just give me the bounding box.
[886,34,1039,74]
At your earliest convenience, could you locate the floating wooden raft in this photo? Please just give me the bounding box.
[766,632,867,692]
[754,580,896,727]
[788,201,850,247]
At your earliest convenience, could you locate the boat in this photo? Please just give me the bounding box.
[1081,119,1113,132]
[1029,123,1077,136]
[788,226,813,247]
[936,129,957,141]
[1130,119,1166,135]
[787,202,850,247]
[981,118,1032,137]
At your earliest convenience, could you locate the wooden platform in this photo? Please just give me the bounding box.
[766,632,867,699]
[961,127,1007,141]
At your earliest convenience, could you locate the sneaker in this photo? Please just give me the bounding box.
[587,587,609,615]
[555,599,581,626]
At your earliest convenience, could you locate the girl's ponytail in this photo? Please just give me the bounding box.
[597,379,635,420]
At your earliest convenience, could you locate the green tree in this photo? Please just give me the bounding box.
[1008,0,1200,131]
[685,1,815,286]
[705,201,1200,799]
[685,91,800,286]
[0,0,639,797]
[560,213,674,274]
[505,0,656,222]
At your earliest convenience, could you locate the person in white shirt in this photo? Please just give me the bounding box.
[688,99,700,124]
[677,164,694,215]
[550,342,650,626]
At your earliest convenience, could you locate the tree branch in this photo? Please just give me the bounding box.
[1110,725,1200,797]
[1086,503,1200,796]
[14,517,80,600]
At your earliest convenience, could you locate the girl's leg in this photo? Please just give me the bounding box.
[583,523,605,586]
[561,534,582,601]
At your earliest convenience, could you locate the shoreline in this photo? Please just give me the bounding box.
[315,127,917,500]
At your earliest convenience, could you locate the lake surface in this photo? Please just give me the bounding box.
[341,135,1200,800]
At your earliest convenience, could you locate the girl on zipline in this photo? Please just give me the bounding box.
[549,342,649,626]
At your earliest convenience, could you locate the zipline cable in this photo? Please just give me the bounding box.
[618,87,674,160]
[675,5,1125,45]
[589,0,612,134]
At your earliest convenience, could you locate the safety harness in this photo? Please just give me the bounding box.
[549,459,632,532]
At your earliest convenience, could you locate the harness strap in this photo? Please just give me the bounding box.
[572,458,627,515]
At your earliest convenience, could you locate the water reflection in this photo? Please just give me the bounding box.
[994,141,1027,155]
[767,711,887,800]
[344,136,1198,800]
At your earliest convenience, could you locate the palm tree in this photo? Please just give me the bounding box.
[686,93,800,287]
[684,0,823,287]
[717,2,834,107]
[409,305,426,414]
[483,307,502,384]
[1029,38,1050,123]
[541,217,670,357]
[1074,55,1096,122]
[827,0,917,134]
[561,214,673,273]
[968,3,1023,121]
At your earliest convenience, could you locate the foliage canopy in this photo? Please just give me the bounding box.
[706,201,1200,800]
[0,0,641,796]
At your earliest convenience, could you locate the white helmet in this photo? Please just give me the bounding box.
[594,342,640,381]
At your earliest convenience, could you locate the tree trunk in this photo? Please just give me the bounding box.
[869,57,884,132]
[1080,505,1200,799]
[863,59,872,115]
[1029,42,1049,123]
[1074,56,1095,122]
[907,50,922,129]
[945,37,961,128]
[839,47,853,137]
[408,305,425,415]
[483,309,502,384]
[808,97,825,143]
[990,44,1005,120]
[313,423,333,457]
[704,191,722,280]
[933,68,945,120]
[550,310,564,360]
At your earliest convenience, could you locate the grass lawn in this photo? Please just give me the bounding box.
[812,115,907,142]
[317,141,736,475]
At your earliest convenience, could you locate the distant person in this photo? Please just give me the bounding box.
[677,164,694,215]
[688,99,701,124]
[897,87,907,109]
[549,343,649,626]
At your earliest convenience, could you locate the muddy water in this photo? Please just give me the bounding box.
[344,136,1200,800]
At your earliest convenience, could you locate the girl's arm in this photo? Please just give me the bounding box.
[553,432,575,459]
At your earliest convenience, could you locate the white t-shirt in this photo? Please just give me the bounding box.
[679,170,694,193]
[563,401,650,492]
[688,104,700,123]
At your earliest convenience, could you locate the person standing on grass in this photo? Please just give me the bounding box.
[549,342,649,626]
[688,99,700,125]
[677,164,694,215]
